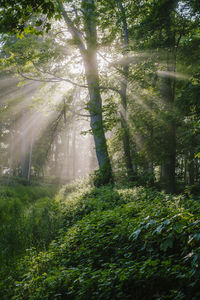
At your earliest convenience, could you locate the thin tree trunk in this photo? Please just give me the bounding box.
[8,120,14,184]
[184,156,187,185]
[72,124,76,179]
[180,156,184,181]
[27,128,34,181]
[159,12,179,194]
[21,107,28,178]
[54,135,59,177]
[189,146,195,185]
[118,0,134,177]
[160,51,176,193]
[195,160,199,183]
[65,130,70,179]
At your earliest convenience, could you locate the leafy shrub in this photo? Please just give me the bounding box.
[92,160,113,187]
[2,183,200,300]
[0,185,63,266]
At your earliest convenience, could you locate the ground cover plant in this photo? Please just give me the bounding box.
[1,180,200,300]
[0,183,64,290]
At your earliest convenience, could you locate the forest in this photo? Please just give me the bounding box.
[0,0,200,299]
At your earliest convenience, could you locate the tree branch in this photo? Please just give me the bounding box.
[57,0,86,54]
[19,66,122,95]
[18,72,61,83]
[97,51,123,75]
[69,107,90,117]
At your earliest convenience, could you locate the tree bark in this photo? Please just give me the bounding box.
[118,0,134,177]
[83,0,112,182]
[65,130,70,179]
[189,146,195,185]
[21,107,29,178]
[54,135,59,177]
[27,127,34,181]
[184,156,187,185]
[58,0,112,184]
[8,117,14,184]
[195,160,199,183]
[72,124,76,179]
[160,75,176,193]
[160,42,177,194]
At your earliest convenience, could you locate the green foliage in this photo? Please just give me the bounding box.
[1,181,200,299]
[0,184,63,266]
[92,160,113,187]
[0,0,56,34]
[0,0,200,295]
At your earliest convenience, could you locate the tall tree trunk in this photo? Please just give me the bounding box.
[158,9,180,194]
[195,160,199,183]
[65,130,70,179]
[72,124,76,179]
[184,156,187,185]
[21,107,29,178]
[189,145,195,185]
[58,0,112,184]
[118,0,134,177]
[27,127,34,181]
[54,135,59,177]
[160,48,176,193]
[180,156,184,181]
[160,78,176,193]
[8,118,14,184]
[82,0,112,183]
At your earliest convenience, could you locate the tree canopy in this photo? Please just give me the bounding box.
[0,0,199,190]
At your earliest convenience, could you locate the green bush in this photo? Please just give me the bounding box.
[0,185,63,266]
[2,182,199,300]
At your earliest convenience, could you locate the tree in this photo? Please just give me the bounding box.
[1,0,113,184]
[1,0,200,190]
[123,0,200,192]
[114,0,135,177]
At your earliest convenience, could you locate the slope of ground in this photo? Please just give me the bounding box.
[0,180,200,299]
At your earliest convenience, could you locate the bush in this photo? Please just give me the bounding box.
[2,183,200,300]
[92,160,113,187]
[0,185,63,266]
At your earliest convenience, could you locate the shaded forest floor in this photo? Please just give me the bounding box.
[0,178,200,299]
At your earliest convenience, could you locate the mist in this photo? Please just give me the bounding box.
[0,77,98,183]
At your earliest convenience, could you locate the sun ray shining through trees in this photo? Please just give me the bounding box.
[0,0,199,187]
[0,0,200,299]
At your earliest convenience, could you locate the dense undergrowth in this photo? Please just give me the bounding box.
[0,179,200,299]
[0,184,62,264]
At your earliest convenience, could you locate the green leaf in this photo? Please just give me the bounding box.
[160,238,173,252]
[131,228,142,240]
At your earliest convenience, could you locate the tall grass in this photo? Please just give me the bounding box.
[0,184,63,266]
